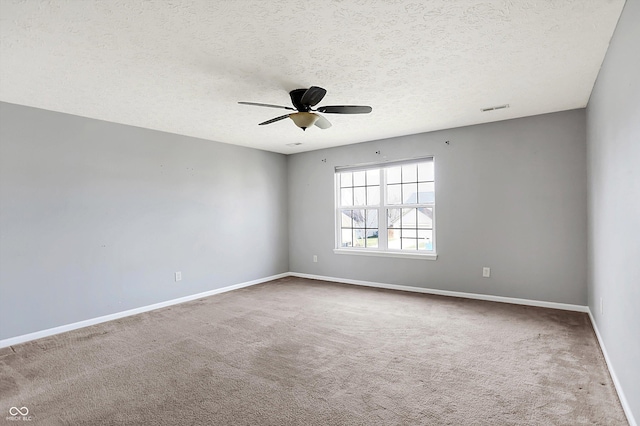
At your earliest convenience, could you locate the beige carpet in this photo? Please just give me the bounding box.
[0,277,627,425]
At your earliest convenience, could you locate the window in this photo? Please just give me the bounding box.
[335,158,436,259]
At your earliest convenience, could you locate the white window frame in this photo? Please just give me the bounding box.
[333,157,437,260]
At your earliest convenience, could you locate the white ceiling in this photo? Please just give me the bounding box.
[0,0,625,154]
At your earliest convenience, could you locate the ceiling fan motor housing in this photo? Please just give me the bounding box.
[289,89,310,111]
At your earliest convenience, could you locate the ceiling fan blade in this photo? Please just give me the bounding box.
[301,86,327,107]
[316,105,372,114]
[258,114,291,125]
[239,101,295,111]
[314,114,332,129]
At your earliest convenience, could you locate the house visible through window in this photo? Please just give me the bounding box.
[335,157,436,258]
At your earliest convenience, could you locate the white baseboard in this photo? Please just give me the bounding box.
[0,271,590,349]
[588,310,637,426]
[2,272,634,425]
[0,272,289,349]
[289,272,589,312]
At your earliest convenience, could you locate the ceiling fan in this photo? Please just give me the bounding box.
[238,86,372,131]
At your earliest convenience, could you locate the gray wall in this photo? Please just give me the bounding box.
[0,102,289,340]
[586,0,640,421]
[289,110,588,305]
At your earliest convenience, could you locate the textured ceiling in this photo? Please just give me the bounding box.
[0,0,625,154]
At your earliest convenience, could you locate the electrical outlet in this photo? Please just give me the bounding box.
[175,271,182,282]
[482,267,491,278]
[313,255,318,263]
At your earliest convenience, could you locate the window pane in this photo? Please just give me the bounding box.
[403,183,418,204]
[402,164,417,182]
[387,184,402,205]
[388,229,401,249]
[354,187,366,206]
[366,209,378,228]
[387,208,402,227]
[417,207,433,229]
[401,228,417,239]
[340,172,353,187]
[418,182,435,204]
[353,170,366,186]
[352,209,366,228]
[366,169,380,185]
[366,229,378,247]
[354,229,366,247]
[418,161,434,182]
[367,185,380,206]
[418,229,433,251]
[401,208,417,228]
[401,236,417,250]
[341,229,353,247]
[341,210,353,227]
[340,188,353,206]
[387,166,401,184]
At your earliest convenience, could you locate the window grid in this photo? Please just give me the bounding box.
[384,162,434,252]
[340,209,379,248]
[336,159,435,254]
[339,170,380,207]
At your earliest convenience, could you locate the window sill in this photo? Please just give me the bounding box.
[333,248,438,260]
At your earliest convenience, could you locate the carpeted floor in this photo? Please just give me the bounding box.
[0,277,627,425]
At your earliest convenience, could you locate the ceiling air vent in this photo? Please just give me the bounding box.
[286,142,302,146]
[481,104,510,112]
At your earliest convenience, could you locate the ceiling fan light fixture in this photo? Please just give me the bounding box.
[289,112,319,131]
